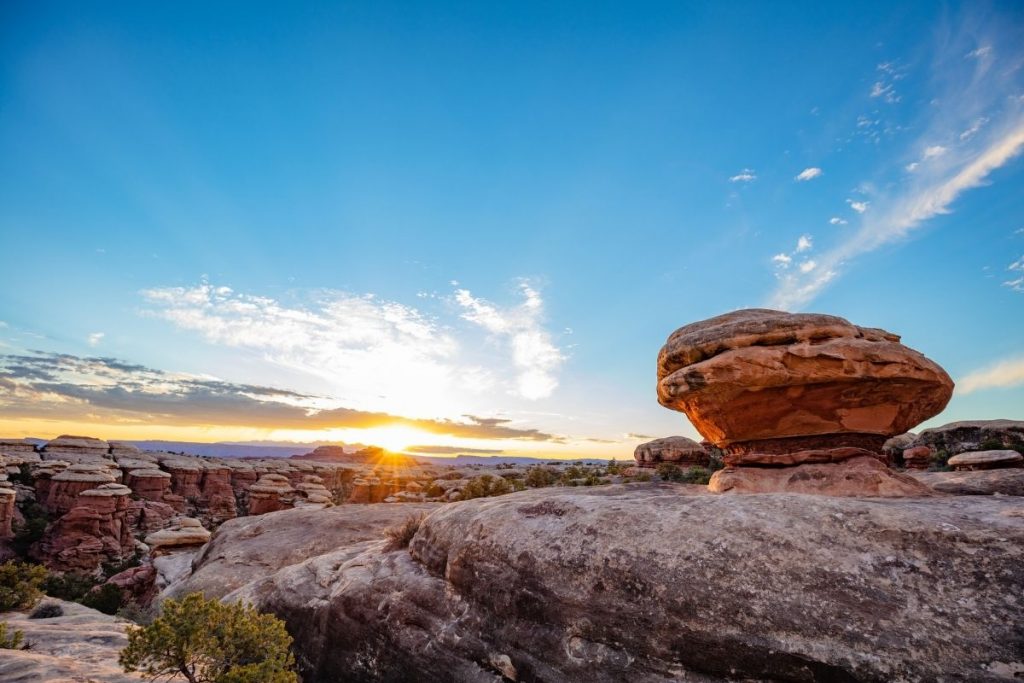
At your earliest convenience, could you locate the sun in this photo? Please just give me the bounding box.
[356,425,428,453]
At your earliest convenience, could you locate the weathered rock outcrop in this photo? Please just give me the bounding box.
[224,486,1023,682]
[633,436,709,469]
[0,600,144,682]
[40,434,111,463]
[168,502,440,600]
[247,473,295,514]
[45,463,118,516]
[910,419,1024,454]
[708,455,931,496]
[656,309,952,494]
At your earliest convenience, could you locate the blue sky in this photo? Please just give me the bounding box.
[1,1,1022,456]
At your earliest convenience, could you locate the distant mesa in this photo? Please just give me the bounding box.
[656,308,954,495]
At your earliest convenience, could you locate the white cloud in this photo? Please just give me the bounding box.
[960,117,989,141]
[454,282,566,400]
[923,145,948,159]
[772,253,792,268]
[796,235,813,252]
[798,260,817,273]
[142,283,478,417]
[1005,255,1024,292]
[829,217,848,225]
[959,356,1024,394]
[966,46,993,60]
[905,162,920,172]
[729,169,757,183]
[847,199,870,213]
[795,167,823,181]
[87,332,105,347]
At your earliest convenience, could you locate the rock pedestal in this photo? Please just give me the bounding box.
[46,463,118,515]
[656,309,953,495]
[0,486,16,539]
[38,483,135,572]
[248,474,295,515]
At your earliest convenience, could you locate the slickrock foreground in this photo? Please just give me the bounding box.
[656,309,953,495]
[182,485,1024,682]
[0,600,143,682]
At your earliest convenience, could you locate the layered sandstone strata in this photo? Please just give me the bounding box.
[46,463,118,515]
[656,309,953,494]
[38,483,136,572]
[248,473,295,515]
[633,436,709,469]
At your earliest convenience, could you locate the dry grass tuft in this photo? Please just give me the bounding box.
[384,513,426,550]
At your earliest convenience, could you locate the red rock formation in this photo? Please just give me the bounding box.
[46,464,118,516]
[947,450,1024,471]
[124,469,172,502]
[248,474,295,515]
[105,564,157,605]
[657,309,954,460]
[40,435,111,463]
[347,476,400,504]
[0,486,16,539]
[161,459,203,500]
[902,446,933,470]
[633,436,710,469]
[37,483,136,573]
[197,465,237,524]
[144,517,211,555]
[709,457,930,496]
[656,309,953,495]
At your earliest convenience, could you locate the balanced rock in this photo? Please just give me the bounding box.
[633,436,709,469]
[656,309,952,495]
[947,450,1024,471]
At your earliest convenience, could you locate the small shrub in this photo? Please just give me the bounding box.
[102,553,142,579]
[29,602,63,619]
[680,466,712,485]
[633,472,653,483]
[656,463,684,482]
[11,504,49,556]
[0,561,47,612]
[116,600,157,626]
[119,593,297,683]
[424,483,445,498]
[10,463,34,486]
[0,622,25,649]
[524,466,559,488]
[82,583,124,615]
[43,572,99,602]
[929,449,952,472]
[461,474,512,500]
[384,514,425,550]
[979,438,1005,451]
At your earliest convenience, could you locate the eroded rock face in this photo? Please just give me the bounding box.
[633,436,709,469]
[657,309,954,457]
[145,517,211,554]
[910,469,1024,497]
[229,486,1024,682]
[0,486,16,539]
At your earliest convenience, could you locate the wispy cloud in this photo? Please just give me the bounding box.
[1004,255,1024,292]
[454,282,566,400]
[769,23,1024,311]
[795,167,823,181]
[729,168,757,183]
[829,217,848,225]
[796,235,813,252]
[772,253,792,268]
[958,355,1024,394]
[87,332,105,347]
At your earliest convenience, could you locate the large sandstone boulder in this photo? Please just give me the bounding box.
[167,502,441,600]
[228,486,1024,682]
[948,450,1024,471]
[633,436,709,469]
[657,309,954,458]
